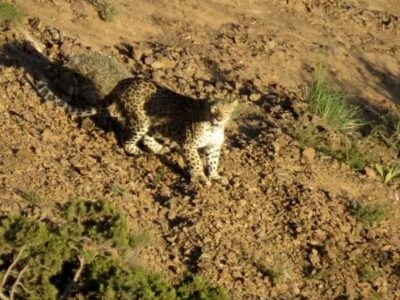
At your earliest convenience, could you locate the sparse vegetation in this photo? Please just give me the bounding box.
[176,274,229,300]
[67,52,131,97]
[308,67,363,131]
[130,229,152,248]
[0,2,24,27]
[87,0,118,22]
[295,125,375,171]
[111,184,132,198]
[306,268,330,281]
[351,201,389,225]
[14,189,43,205]
[0,199,227,299]
[375,163,400,184]
[357,265,380,282]
[255,258,291,286]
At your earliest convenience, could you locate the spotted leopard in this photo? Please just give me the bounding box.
[26,74,238,186]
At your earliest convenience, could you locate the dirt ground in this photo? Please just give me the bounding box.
[1,0,400,299]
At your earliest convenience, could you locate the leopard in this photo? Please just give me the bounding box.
[25,73,238,186]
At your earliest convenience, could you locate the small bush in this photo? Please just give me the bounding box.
[0,2,24,27]
[351,201,389,225]
[308,68,363,131]
[67,52,131,97]
[357,265,380,282]
[0,199,228,299]
[254,258,291,286]
[177,274,229,300]
[87,0,118,22]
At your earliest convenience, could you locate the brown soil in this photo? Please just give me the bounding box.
[1,0,400,299]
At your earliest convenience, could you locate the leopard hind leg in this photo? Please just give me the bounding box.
[123,120,149,155]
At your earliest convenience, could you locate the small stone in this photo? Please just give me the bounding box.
[266,40,276,49]
[144,56,155,65]
[302,147,316,161]
[132,48,144,61]
[238,199,246,207]
[151,57,175,69]
[15,149,33,159]
[249,93,261,101]
[365,167,377,179]
[48,28,60,41]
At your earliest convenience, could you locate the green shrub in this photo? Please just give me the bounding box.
[308,68,363,131]
[357,265,380,282]
[67,52,131,97]
[0,199,228,299]
[0,2,24,27]
[176,274,229,300]
[351,201,389,225]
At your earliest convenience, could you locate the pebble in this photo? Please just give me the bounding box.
[364,167,377,179]
[151,57,175,69]
[302,147,316,161]
[144,56,155,65]
[249,93,261,101]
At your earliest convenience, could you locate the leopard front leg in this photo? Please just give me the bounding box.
[183,144,210,186]
[205,145,228,185]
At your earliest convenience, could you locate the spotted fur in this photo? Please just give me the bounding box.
[25,73,101,117]
[26,74,238,186]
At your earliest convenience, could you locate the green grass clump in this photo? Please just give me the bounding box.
[357,265,380,282]
[67,52,131,97]
[176,274,229,300]
[308,68,363,131]
[295,126,375,171]
[254,258,291,286]
[0,2,24,27]
[351,201,389,225]
[375,163,400,184]
[330,141,371,171]
[87,0,118,22]
[0,199,227,299]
